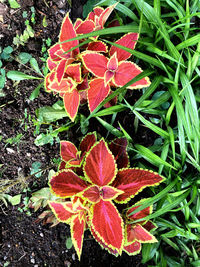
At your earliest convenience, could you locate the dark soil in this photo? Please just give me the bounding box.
[0,0,151,266]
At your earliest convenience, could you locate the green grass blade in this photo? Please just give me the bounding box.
[132,189,190,223]
[133,76,163,109]
[127,177,179,215]
[176,34,200,50]
[96,117,123,137]
[130,109,169,138]
[93,105,126,117]
[134,144,175,169]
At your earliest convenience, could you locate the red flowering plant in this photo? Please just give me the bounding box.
[45,4,151,121]
[47,132,164,259]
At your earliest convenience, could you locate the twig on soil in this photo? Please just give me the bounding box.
[0,100,15,108]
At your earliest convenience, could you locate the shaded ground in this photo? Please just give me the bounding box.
[0,0,148,266]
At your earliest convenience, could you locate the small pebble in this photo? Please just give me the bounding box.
[30,258,35,264]
[6,148,15,154]
[40,232,44,237]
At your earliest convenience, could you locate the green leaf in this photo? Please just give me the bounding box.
[134,144,175,169]
[83,0,100,18]
[176,34,200,50]
[7,71,42,81]
[3,46,13,54]
[66,237,73,249]
[8,0,21,8]
[26,25,34,37]
[35,133,54,146]
[29,82,44,101]
[30,162,42,178]
[191,261,200,267]
[30,58,43,76]
[18,52,32,64]
[0,69,6,90]
[9,194,21,205]
[93,105,126,117]
[131,109,169,138]
[42,16,48,27]
[96,117,123,137]
[36,106,68,123]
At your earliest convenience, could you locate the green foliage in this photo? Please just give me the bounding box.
[8,0,20,9]
[5,133,23,145]
[83,0,100,18]
[0,46,13,94]
[30,162,42,178]
[13,23,34,46]
[66,237,73,249]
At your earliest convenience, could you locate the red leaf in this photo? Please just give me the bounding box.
[77,76,89,92]
[110,33,139,61]
[126,224,157,243]
[49,77,76,93]
[48,201,74,223]
[127,200,153,223]
[74,18,82,29]
[99,3,118,28]
[47,57,57,71]
[103,90,118,108]
[60,141,82,166]
[108,138,129,169]
[123,241,141,256]
[90,200,124,253]
[81,185,100,203]
[44,72,52,92]
[84,139,117,186]
[88,78,110,112]
[81,185,123,203]
[88,7,104,21]
[104,70,115,85]
[76,20,95,35]
[79,90,87,105]
[113,168,164,203]
[81,52,108,78]
[79,132,97,153]
[59,13,79,56]
[107,19,121,28]
[71,214,86,260]
[113,61,151,89]
[87,41,108,53]
[143,220,157,232]
[59,160,67,170]
[49,169,87,198]
[48,43,62,61]
[90,224,118,256]
[101,186,124,201]
[63,89,80,122]
[107,52,118,71]
[66,63,82,83]
[56,60,67,84]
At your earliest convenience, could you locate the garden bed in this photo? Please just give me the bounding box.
[0,0,199,266]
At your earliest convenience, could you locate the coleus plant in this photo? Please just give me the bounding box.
[45,5,151,121]
[47,132,164,259]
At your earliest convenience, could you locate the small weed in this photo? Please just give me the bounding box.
[5,133,23,146]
